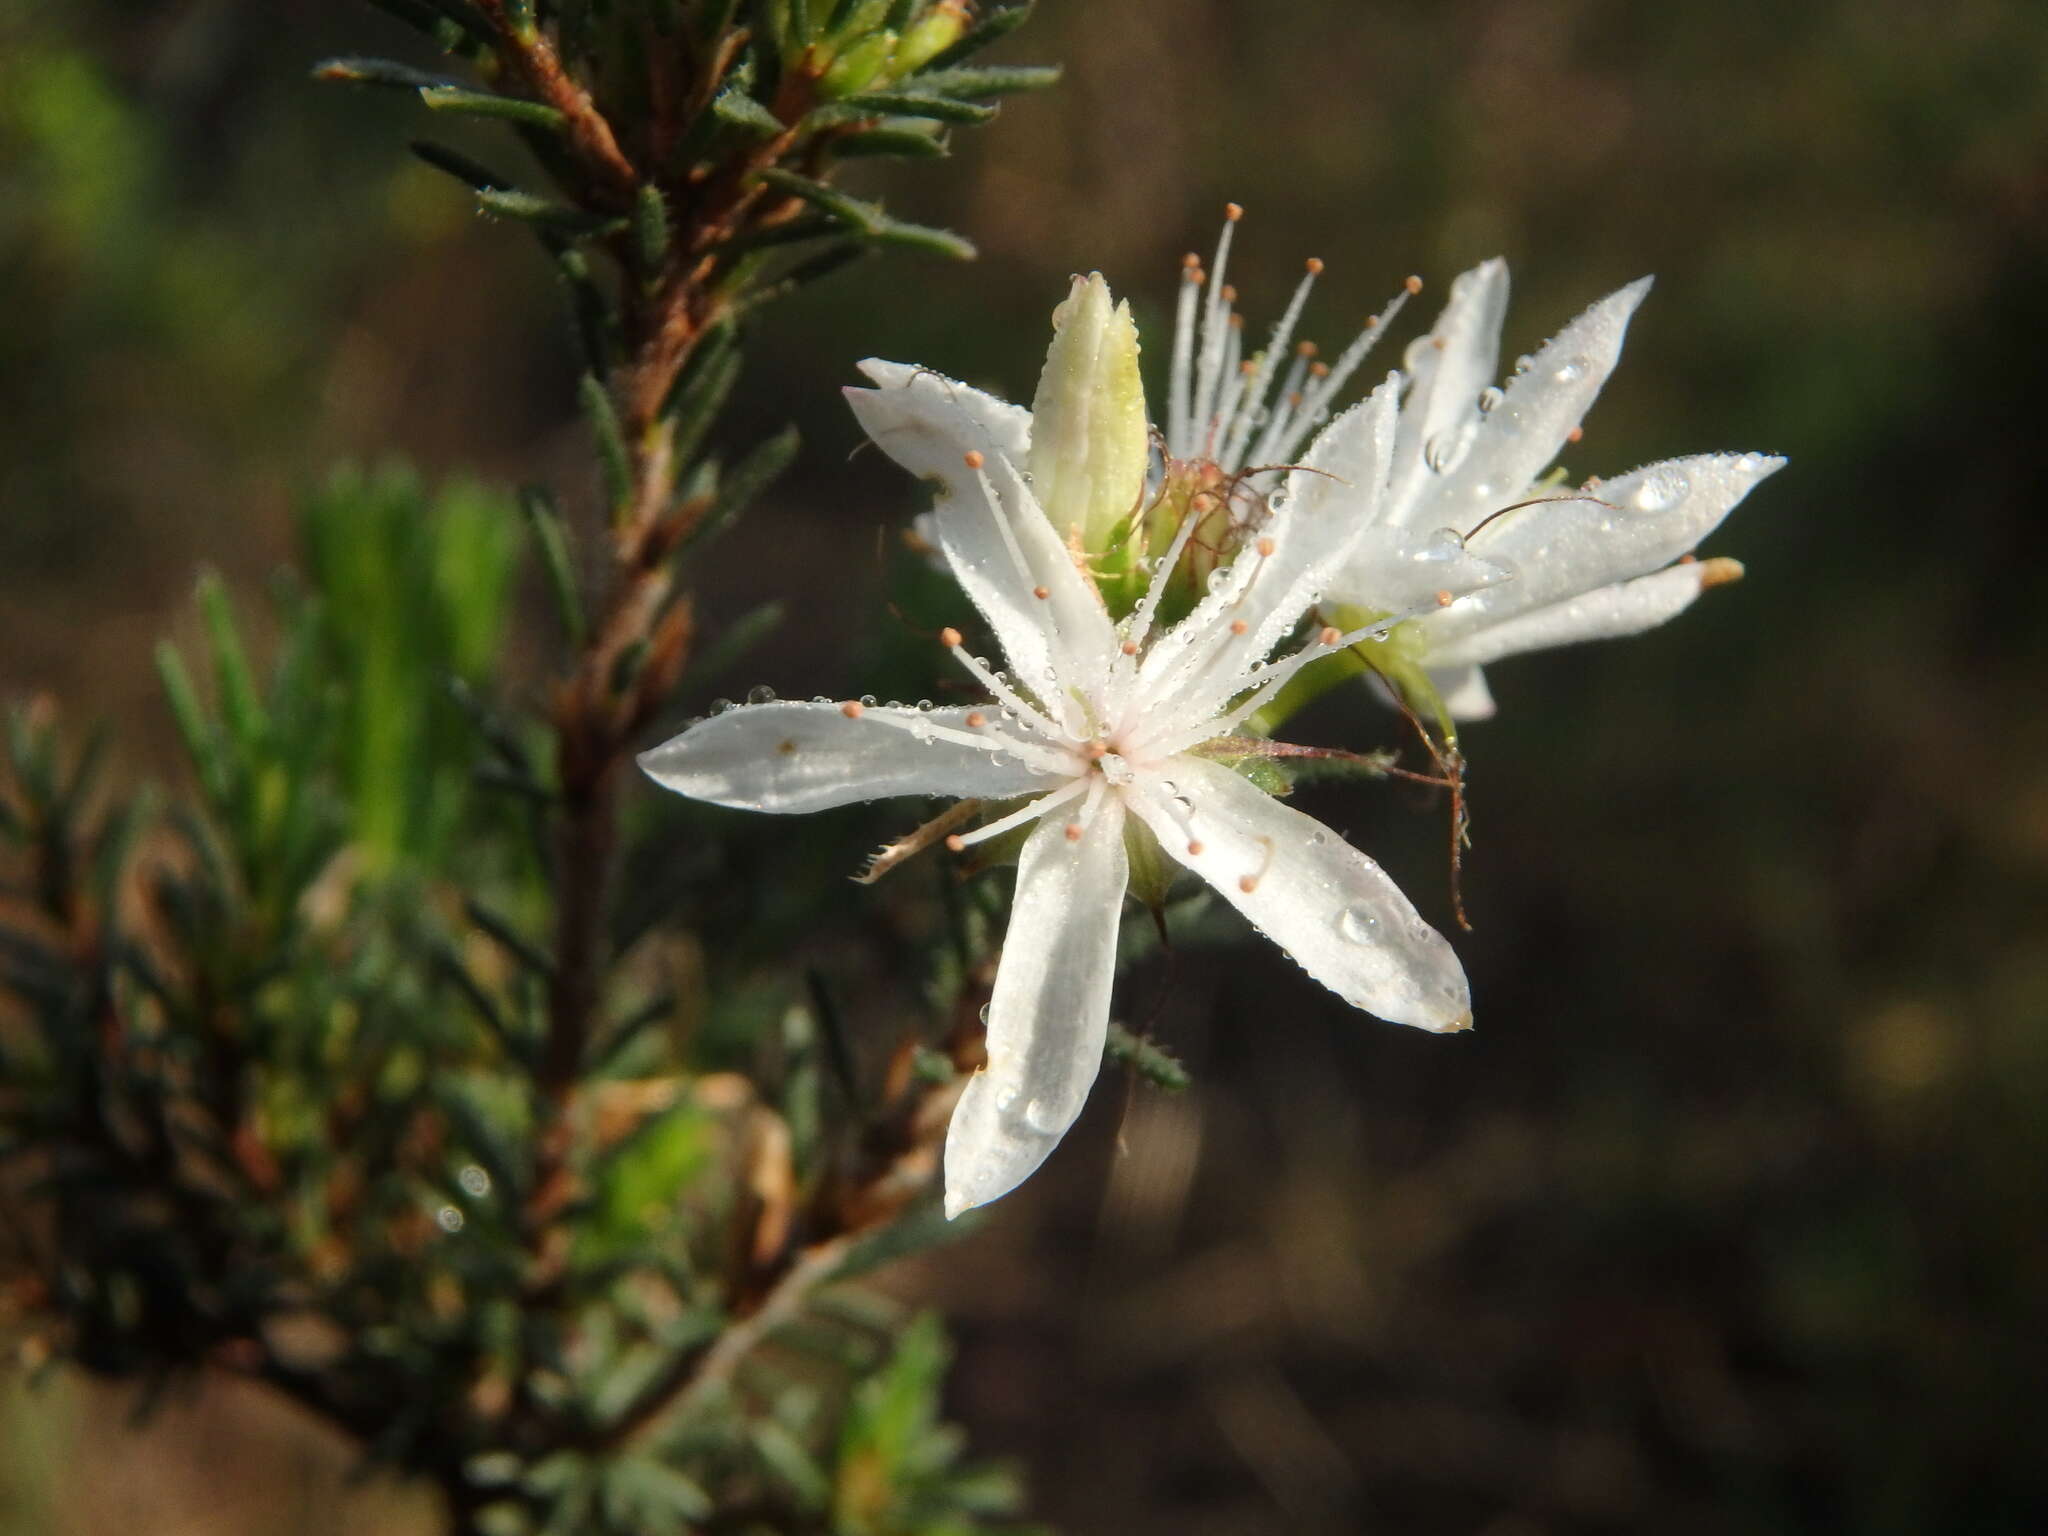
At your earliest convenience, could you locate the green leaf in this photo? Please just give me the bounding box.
[826,124,948,160]
[751,1419,831,1510]
[681,426,800,557]
[476,187,624,236]
[712,87,785,137]
[517,485,588,649]
[464,897,556,978]
[410,139,511,191]
[1104,1021,1191,1092]
[419,85,567,132]
[154,642,225,804]
[196,570,266,752]
[312,56,461,91]
[633,183,670,273]
[676,602,784,693]
[665,329,740,467]
[578,374,633,515]
[817,90,997,124]
[908,64,1062,97]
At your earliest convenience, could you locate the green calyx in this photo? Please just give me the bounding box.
[1241,605,1458,745]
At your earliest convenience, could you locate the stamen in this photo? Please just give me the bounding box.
[966,711,988,728]
[1256,537,1276,557]
[1566,425,1584,444]
[941,640,1067,744]
[840,700,864,718]
[1259,279,1416,465]
[1033,584,1050,600]
[1317,625,1341,646]
[1435,589,1454,608]
[939,626,964,648]
[1186,840,1205,856]
[1193,209,1241,457]
[1237,836,1276,895]
[1221,255,1325,469]
[1230,619,1249,635]
[1064,821,1084,842]
[962,449,984,469]
[950,778,1089,849]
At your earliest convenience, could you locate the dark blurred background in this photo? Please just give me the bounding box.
[5,0,2047,1532]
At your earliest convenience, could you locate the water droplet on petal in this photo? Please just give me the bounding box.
[1476,385,1504,414]
[1337,905,1381,943]
[1022,1097,1064,1134]
[1513,353,1535,375]
[1552,354,1592,385]
[1630,465,1692,512]
[746,684,777,705]
[709,697,734,714]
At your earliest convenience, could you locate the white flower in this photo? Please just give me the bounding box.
[1165,216,1784,721]
[640,282,1484,1218]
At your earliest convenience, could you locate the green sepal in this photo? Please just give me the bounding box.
[1121,806,1178,914]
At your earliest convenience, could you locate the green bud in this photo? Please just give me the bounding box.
[1027,273,1147,554]
[893,3,968,74]
[819,32,897,98]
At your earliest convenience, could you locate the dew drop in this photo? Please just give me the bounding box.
[1552,354,1592,385]
[457,1165,491,1198]
[1022,1097,1064,1134]
[1337,906,1381,943]
[746,684,777,705]
[1513,353,1535,375]
[1476,385,1504,414]
[709,697,734,715]
[1630,465,1692,512]
[436,1205,464,1233]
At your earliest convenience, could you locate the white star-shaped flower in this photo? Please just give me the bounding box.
[1164,214,1783,721]
[639,279,1487,1218]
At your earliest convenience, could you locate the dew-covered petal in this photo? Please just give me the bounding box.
[1423,560,1736,669]
[1423,452,1782,641]
[1393,278,1652,535]
[1387,259,1510,521]
[1137,378,1400,725]
[944,798,1129,1217]
[1331,525,1513,613]
[1428,664,1497,721]
[637,701,1061,813]
[1128,758,1470,1031]
[846,368,1116,709]
[854,359,1031,464]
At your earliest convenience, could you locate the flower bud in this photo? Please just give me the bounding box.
[894,2,968,76]
[1027,273,1148,552]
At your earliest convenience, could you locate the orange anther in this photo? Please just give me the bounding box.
[939,627,963,648]
[840,700,865,718]
[963,449,985,469]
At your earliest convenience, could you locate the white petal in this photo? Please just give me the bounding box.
[944,798,1129,1217]
[1393,278,1653,534]
[1137,378,1400,725]
[1423,452,1783,641]
[1332,525,1512,613]
[637,701,1059,813]
[1430,664,1497,720]
[1386,259,1510,521]
[1422,560,1729,669]
[846,369,1116,711]
[854,359,1031,464]
[1128,759,1470,1031]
